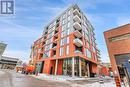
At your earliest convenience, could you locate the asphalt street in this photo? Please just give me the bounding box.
[0,69,71,87]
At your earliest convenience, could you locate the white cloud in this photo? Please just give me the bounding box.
[2,49,30,62]
[0,19,41,63]
[0,19,41,38]
[117,16,130,26]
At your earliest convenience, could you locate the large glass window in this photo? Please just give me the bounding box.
[67,37,69,43]
[68,10,71,15]
[60,37,69,46]
[62,25,66,31]
[86,49,91,58]
[93,46,96,53]
[67,29,70,35]
[46,38,51,44]
[60,47,64,56]
[43,51,50,58]
[48,31,54,39]
[74,58,79,76]
[44,43,52,51]
[68,16,70,21]
[109,33,130,42]
[61,29,70,37]
[67,22,70,28]
[62,19,66,25]
[66,45,69,55]
[63,13,66,19]
[63,58,72,76]
[61,30,66,37]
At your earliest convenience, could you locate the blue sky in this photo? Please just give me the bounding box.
[0,0,130,63]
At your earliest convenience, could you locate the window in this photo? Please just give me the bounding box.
[38,48,41,53]
[86,49,91,58]
[67,29,70,35]
[68,16,70,21]
[43,51,50,58]
[60,39,63,46]
[63,13,66,19]
[60,37,69,46]
[44,43,52,51]
[67,37,69,43]
[46,38,51,44]
[44,45,48,51]
[67,22,70,28]
[61,29,69,37]
[109,33,130,42]
[87,41,90,48]
[66,45,69,55]
[61,30,66,37]
[94,54,97,61]
[93,46,96,53]
[62,25,66,31]
[60,47,64,56]
[68,10,71,15]
[48,31,54,38]
[62,19,66,25]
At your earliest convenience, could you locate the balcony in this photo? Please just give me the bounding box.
[73,22,82,30]
[73,38,83,47]
[73,9,81,17]
[74,30,82,38]
[73,15,81,23]
[54,33,58,37]
[55,28,59,31]
[74,50,82,54]
[52,46,57,50]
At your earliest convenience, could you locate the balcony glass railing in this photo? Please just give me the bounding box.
[73,22,82,30]
[74,50,82,54]
[74,30,82,38]
[73,9,81,17]
[73,15,81,23]
[73,38,83,47]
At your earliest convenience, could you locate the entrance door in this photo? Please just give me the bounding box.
[50,67,53,74]
[36,61,44,73]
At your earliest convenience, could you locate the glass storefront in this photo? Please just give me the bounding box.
[74,57,79,76]
[62,57,90,77]
[62,57,82,76]
[63,58,72,76]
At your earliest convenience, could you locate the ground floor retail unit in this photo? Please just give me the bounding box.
[36,57,98,77]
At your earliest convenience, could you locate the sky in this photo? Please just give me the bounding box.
[0,0,130,63]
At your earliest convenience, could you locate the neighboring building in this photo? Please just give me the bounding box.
[104,24,130,87]
[0,56,19,69]
[0,42,19,69]
[0,42,7,58]
[100,63,112,76]
[31,4,100,77]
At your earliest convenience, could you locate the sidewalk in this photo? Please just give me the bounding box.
[30,74,117,87]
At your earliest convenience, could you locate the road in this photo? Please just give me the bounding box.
[0,69,116,87]
[0,69,71,87]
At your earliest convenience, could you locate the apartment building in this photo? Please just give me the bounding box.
[31,4,100,77]
[104,24,130,87]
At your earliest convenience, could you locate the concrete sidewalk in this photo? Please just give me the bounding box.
[30,74,117,87]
